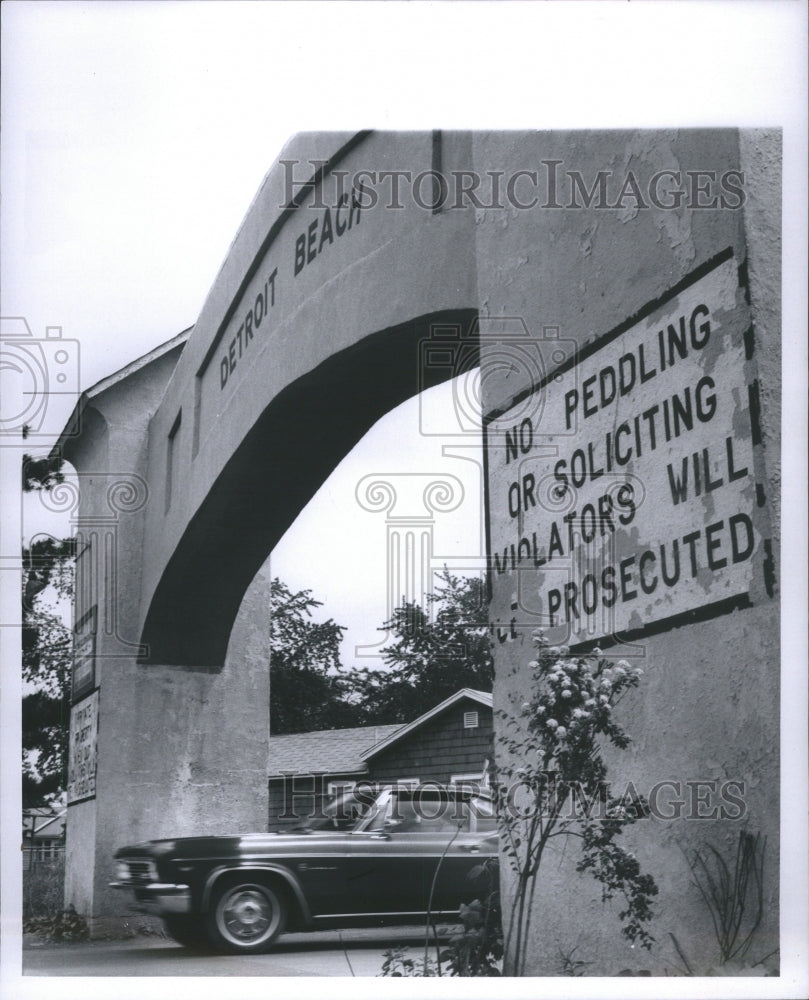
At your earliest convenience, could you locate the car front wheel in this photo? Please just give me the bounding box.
[207,877,287,953]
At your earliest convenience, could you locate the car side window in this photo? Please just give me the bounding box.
[388,798,422,832]
[388,794,471,833]
[358,791,392,832]
[468,796,497,833]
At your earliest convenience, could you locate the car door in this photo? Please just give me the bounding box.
[341,790,492,917]
[283,831,356,916]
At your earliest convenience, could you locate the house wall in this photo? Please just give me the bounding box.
[368,702,494,787]
[23,840,64,866]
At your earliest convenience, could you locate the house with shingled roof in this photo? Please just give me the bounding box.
[268,689,493,827]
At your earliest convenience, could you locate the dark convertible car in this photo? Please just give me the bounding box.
[112,784,498,953]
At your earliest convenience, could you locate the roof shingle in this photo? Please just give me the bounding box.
[268,723,404,777]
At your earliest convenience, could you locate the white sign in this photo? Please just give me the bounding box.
[486,252,765,647]
[67,691,98,805]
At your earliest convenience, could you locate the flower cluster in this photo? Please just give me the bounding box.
[520,630,644,764]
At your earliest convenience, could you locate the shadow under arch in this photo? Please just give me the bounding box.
[139,307,479,667]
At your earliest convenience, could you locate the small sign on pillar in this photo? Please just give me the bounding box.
[72,605,96,702]
[67,690,98,805]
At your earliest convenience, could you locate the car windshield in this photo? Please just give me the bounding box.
[303,787,379,831]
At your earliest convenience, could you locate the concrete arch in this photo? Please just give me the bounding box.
[133,131,480,667]
[140,306,478,666]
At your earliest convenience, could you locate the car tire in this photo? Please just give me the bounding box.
[207,876,287,953]
[162,915,209,950]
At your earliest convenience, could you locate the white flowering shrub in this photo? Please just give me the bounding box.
[495,629,658,975]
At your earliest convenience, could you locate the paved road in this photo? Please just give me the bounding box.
[23,926,450,977]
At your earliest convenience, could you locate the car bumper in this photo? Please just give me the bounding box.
[110,882,192,916]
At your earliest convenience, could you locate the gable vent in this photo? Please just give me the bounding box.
[463,711,479,729]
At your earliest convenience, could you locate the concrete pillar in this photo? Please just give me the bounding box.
[479,130,780,974]
[61,345,271,932]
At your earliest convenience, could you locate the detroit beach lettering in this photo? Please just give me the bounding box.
[219,187,364,390]
[219,267,278,389]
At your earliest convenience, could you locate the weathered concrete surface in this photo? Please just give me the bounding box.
[479,130,780,974]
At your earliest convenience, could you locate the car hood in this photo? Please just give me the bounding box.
[114,830,361,858]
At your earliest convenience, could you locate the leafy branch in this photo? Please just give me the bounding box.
[494,628,658,974]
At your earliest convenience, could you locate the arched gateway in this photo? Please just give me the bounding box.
[56,130,780,974]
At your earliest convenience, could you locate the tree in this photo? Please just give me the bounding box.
[22,453,65,492]
[22,537,75,807]
[268,578,359,734]
[344,569,494,725]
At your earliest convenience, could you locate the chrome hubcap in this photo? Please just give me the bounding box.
[222,888,273,942]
